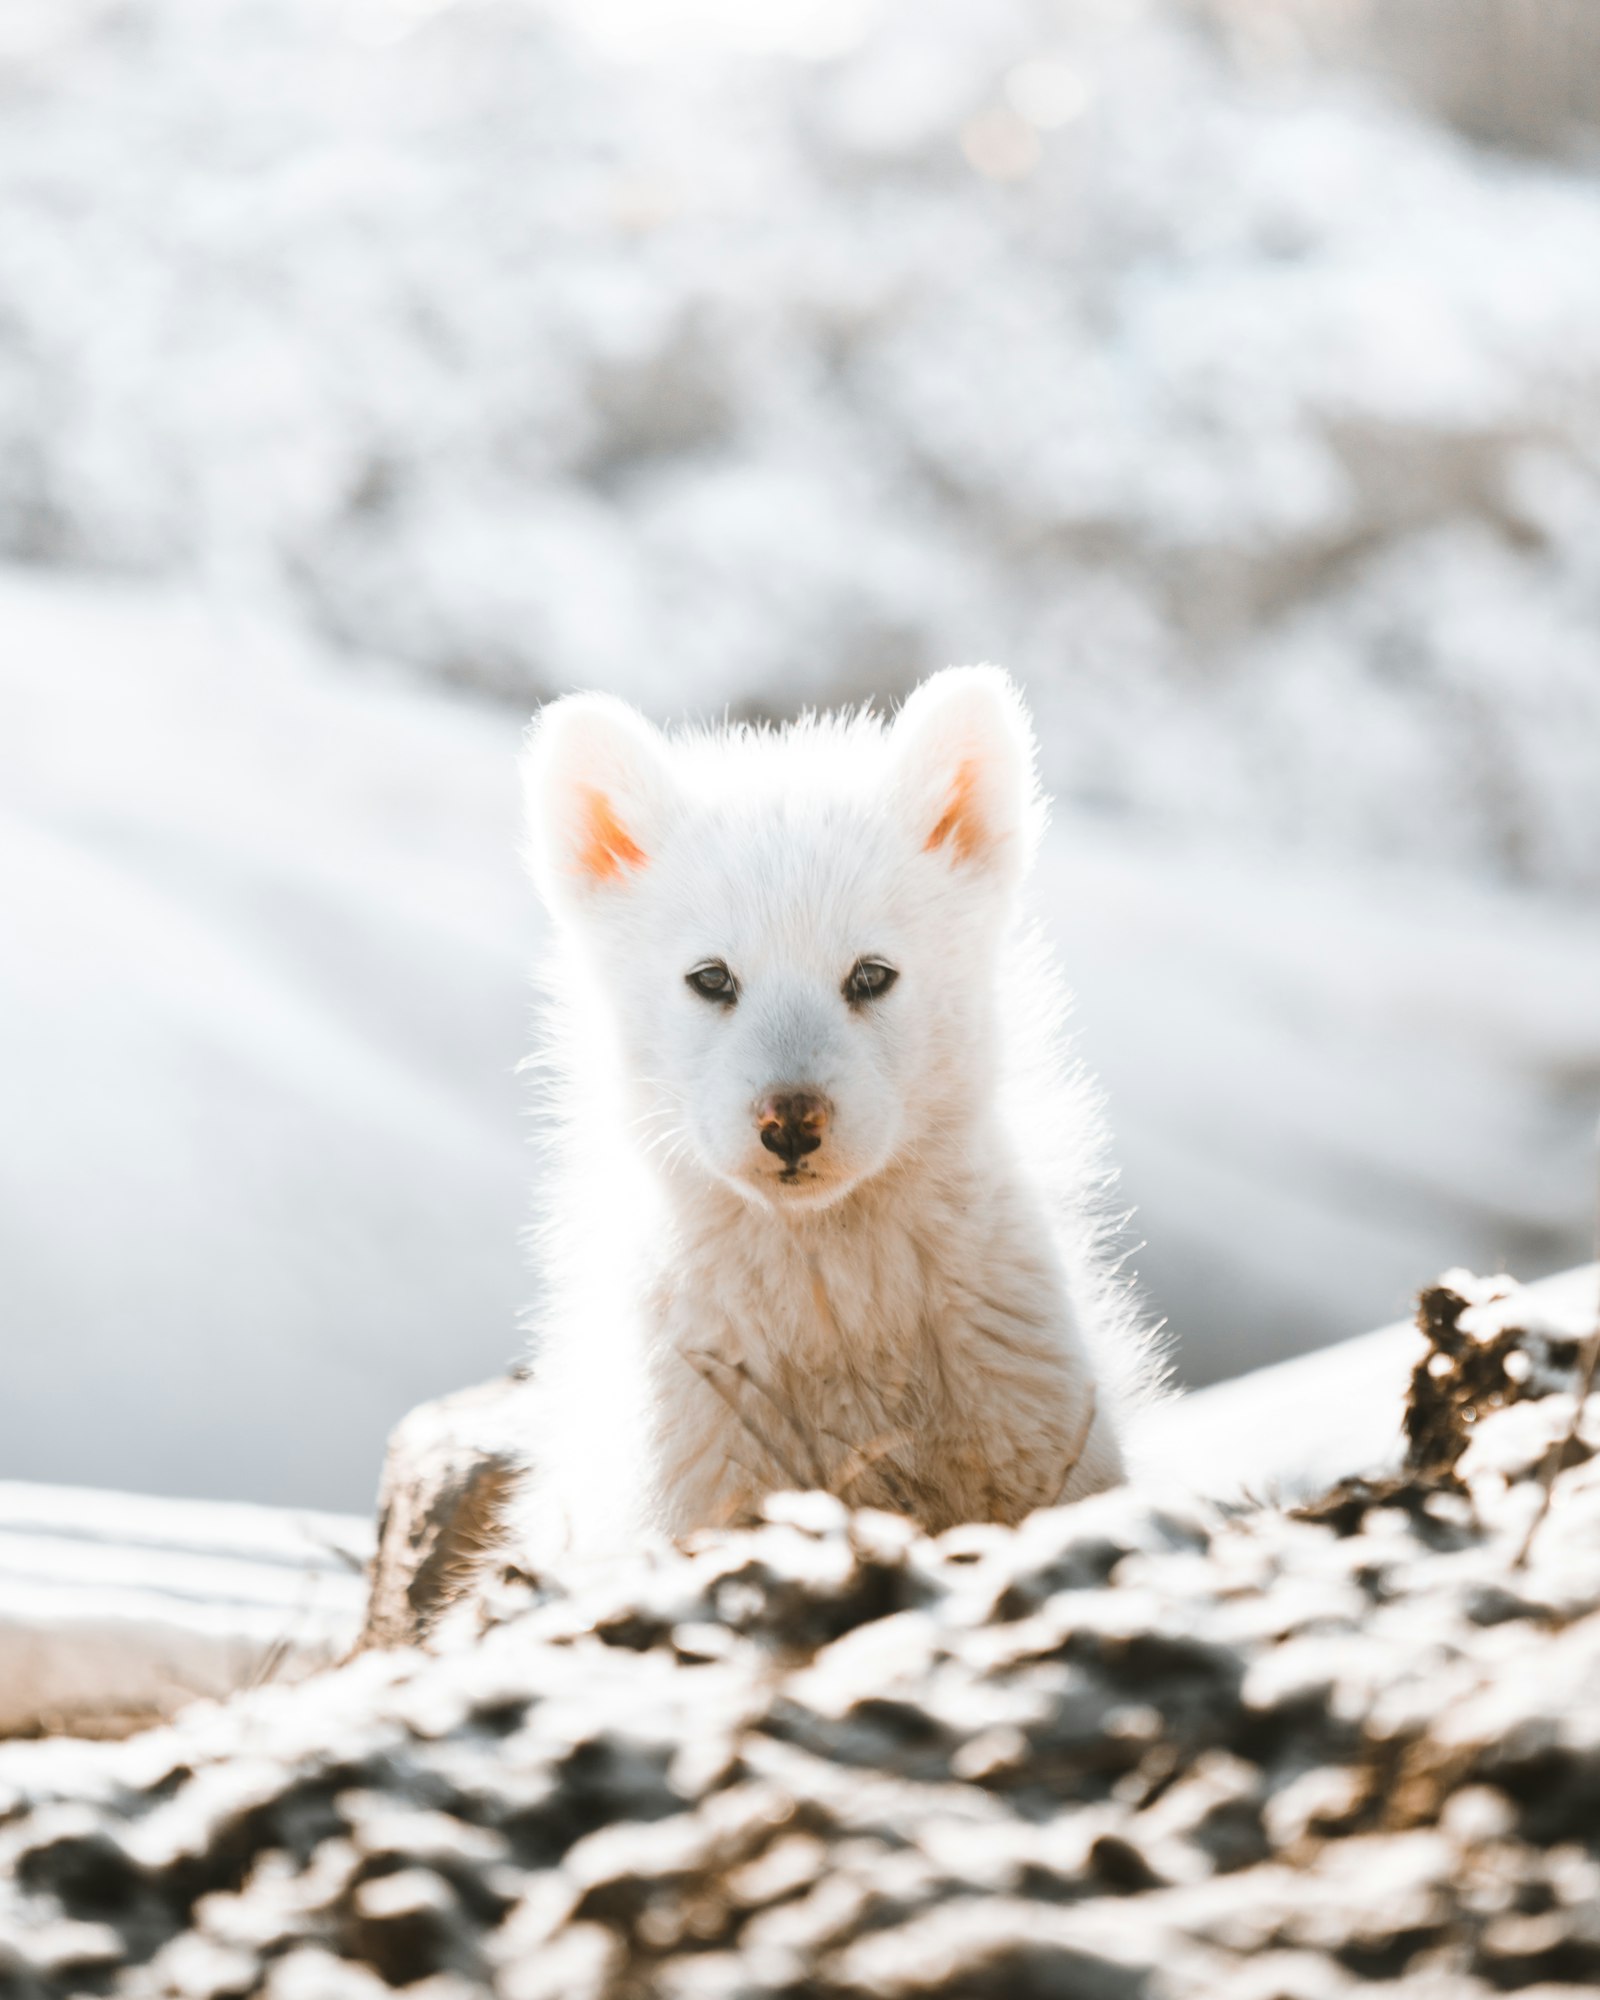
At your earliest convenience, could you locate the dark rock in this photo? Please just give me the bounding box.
[346,1865,483,1985]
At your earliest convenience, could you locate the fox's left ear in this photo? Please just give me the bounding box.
[521,692,681,916]
[888,666,1044,883]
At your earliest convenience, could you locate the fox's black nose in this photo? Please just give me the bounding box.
[757,1091,829,1165]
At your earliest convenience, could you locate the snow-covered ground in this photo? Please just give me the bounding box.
[4,569,1595,1509]
[0,575,535,1510]
[0,1477,368,1739]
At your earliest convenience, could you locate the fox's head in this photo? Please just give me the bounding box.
[522,667,1044,1213]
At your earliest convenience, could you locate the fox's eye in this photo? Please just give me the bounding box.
[686,960,738,1004]
[845,958,898,1005]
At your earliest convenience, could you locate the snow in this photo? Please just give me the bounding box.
[1128,1261,1600,1503]
[2,0,1600,886]
[0,1478,367,1737]
[1050,834,1600,1378]
[2,0,1599,1508]
[0,573,536,1510]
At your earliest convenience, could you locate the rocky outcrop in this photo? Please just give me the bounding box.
[0,1269,1596,1997]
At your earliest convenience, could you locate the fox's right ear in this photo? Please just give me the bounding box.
[521,694,679,912]
[887,665,1043,885]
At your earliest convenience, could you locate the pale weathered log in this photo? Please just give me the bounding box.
[358,1375,530,1651]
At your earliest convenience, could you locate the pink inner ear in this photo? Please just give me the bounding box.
[924,758,985,862]
[575,784,648,882]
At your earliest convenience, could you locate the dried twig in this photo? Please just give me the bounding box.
[683,1323,920,1514]
[808,1254,910,1434]
[1514,1138,1600,1568]
[303,1528,371,1576]
[245,1633,296,1693]
[680,1347,819,1491]
[829,1429,912,1505]
[1051,1384,1099,1504]
[1513,1321,1600,1568]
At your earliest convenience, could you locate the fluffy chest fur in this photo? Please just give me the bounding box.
[636,1149,1118,1539]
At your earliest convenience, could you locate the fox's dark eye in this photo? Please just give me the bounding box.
[686,960,737,1004]
[845,958,898,1005]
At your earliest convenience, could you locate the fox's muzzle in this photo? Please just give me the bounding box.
[756,1090,830,1167]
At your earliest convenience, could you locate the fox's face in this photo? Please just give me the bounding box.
[524,669,1043,1213]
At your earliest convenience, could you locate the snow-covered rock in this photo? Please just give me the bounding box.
[2,1266,1597,1997]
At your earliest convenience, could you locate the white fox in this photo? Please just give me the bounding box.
[516,667,1153,1560]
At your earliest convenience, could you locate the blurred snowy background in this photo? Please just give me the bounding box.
[3,0,1598,1510]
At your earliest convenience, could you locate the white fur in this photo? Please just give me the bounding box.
[516,667,1157,1560]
